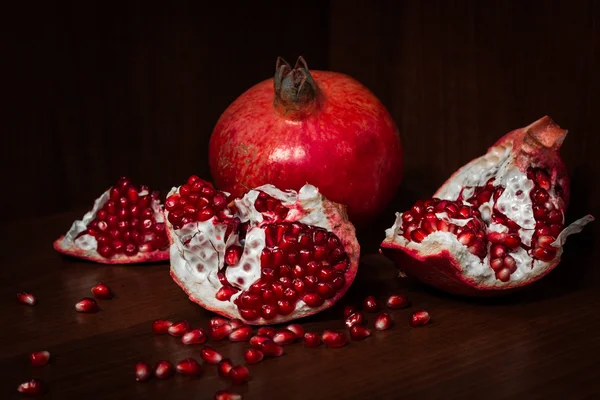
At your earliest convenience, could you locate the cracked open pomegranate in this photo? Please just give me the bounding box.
[164,175,359,324]
[54,177,169,263]
[381,116,594,295]
[209,56,403,226]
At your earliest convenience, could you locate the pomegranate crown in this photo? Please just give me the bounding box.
[273,56,319,114]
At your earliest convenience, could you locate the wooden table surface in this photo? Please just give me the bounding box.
[2,198,599,400]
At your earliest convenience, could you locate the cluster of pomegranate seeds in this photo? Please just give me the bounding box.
[81,177,168,258]
[254,191,289,219]
[164,175,229,229]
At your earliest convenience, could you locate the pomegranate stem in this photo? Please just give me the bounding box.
[273,56,319,118]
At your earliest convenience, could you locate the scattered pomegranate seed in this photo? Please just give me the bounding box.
[155,360,175,379]
[210,323,233,341]
[286,324,304,339]
[230,365,250,385]
[343,304,357,318]
[91,283,114,299]
[322,330,348,348]
[17,378,45,396]
[345,311,366,328]
[75,297,99,313]
[200,345,223,364]
[182,328,208,345]
[210,316,230,328]
[176,358,203,377]
[244,348,264,365]
[375,312,393,331]
[363,296,379,312]
[257,327,276,338]
[228,318,245,330]
[303,332,321,348]
[386,294,410,309]
[410,310,431,327]
[135,362,153,382]
[349,325,371,341]
[152,319,173,334]
[260,340,284,357]
[217,358,234,377]
[17,292,36,306]
[168,320,190,337]
[29,351,50,367]
[215,390,242,400]
[249,335,271,349]
[273,329,297,345]
[229,325,253,342]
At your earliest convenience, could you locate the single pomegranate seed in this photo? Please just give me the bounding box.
[225,245,243,265]
[249,335,271,349]
[135,362,153,382]
[345,311,366,328]
[168,320,190,337]
[17,378,45,396]
[303,293,324,307]
[322,330,348,348]
[17,292,36,306]
[260,340,284,357]
[375,312,393,331]
[152,319,173,334]
[343,304,357,318]
[200,345,223,364]
[182,328,208,345]
[91,283,113,299]
[410,310,431,327]
[75,297,99,313]
[215,390,242,400]
[273,329,297,345]
[176,358,203,377]
[210,316,230,328]
[244,348,264,365]
[155,360,175,379]
[218,358,234,377]
[363,296,379,312]
[230,365,250,385]
[210,322,233,341]
[229,325,253,342]
[228,318,245,330]
[386,294,410,309]
[29,351,50,367]
[257,327,276,338]
[303,332,321,348]
[286,324,304,339]
[349,325,371,341]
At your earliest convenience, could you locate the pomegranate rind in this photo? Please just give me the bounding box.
[166,184,360,325]
[54,188,169,264]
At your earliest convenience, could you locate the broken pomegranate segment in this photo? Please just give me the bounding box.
[164,177,360,325]
[381,117,594,295]
[54,177,169,264]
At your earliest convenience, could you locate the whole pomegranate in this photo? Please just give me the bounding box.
[54,177,169,263]
[209,57,403,226]
[380,116,594,295]
[164,176,360,325]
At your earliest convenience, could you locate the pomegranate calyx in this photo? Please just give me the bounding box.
[274,56,319,117]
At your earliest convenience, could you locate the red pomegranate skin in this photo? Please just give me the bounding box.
[209,69,403,226]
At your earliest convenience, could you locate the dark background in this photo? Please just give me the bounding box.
[3,0,599,226]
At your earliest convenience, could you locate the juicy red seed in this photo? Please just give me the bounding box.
[345,311,366,328]
[225,245,243,265]
[410,311,431,327]
[386,294,410,309]
[411,228,427,243]
[250,335,272,349]
[273,329,297,345]
[210,323,233,341]
[75,297,99,313]
[216,285,238,301]
[91,283,113,299]
[363,296,379,312]
[155,360,175,379]
[17,378,45,396]
[261,268,276,282]
[257,327,276,338]
[304,332,321,348]
[292,278,306,294]
[230,365,250,385]
[229,318,245,330]
[165,196,179,210]
[197,208,214,221]
[349,325,371,341]
[135,362,152,382]
[229,325,253,342]
[17,292,36,306]
[240,292,262,309]
[375,312,393,331]
[168,320,190,337]
[261,304,277,320]
[261,288,277,304]
[244,348,264,365]
[260,340,284,357]
[187,175,200,185]
[214,390,242,400]
[152,319,173,334]
[181,328,208,345]
[176,358,203,377]
[343,304,357,318]
[200,345,223,364]
[217,358,234,377]
[286,324,304,339]
[533,247,557,261]
[97,245,114,258]
[303,293,324,307]
[210,316,229,328]
[322,330,348,348]
[30,351,50,367]
[277,299,295,315]
[239,308,260,320]
[283,287,298,302]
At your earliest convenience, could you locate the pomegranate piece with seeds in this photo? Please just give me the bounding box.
[54,177,169,264]
[381,117,594,296]
[165,177,360,325]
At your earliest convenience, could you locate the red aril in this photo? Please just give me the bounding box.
[29,351,50,367]
[91,283,113,299]
[176,358,203,377]
[209,57,403,226]
[303,332,321,348]
[165,177,360,325]
[257,327,276,338]
[410,311,431,327]
[244,348,264,365]
[273,329,297,345]
[210,316,229,328]
[152,319,173,335]
[17,378,45,396]
[168,320,190,337]
[54,177,169,264]
[322,330,348,348]
[349,325,371,341]
[386,294,410,309]
[215,390,242,400]
[217,358,234,377]
[17,292,36,306]
[286,324,304,339]
[155,360,175,379]
[374,313,393,331]
[75,297,99,313]
[381,117,594,295]
[259,340,284,357]
[181,329,208,345]
[345,311,366,328]
[249,335,271,349]
[362,296,379,312]
[230,365,250,385]
[229,325,253,342]
[135,362,152,382]
[200,345,223,364]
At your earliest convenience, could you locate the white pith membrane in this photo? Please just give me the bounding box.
[384,143,594,287]
[166,183,357,324]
